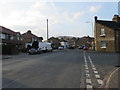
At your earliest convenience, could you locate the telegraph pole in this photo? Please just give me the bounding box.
[47,19,49,41]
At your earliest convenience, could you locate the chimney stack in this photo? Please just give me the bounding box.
[27,30,31,34]
[94,16,98,21]
[112,15,120,23]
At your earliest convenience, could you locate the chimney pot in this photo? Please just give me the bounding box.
[94,16,98,21]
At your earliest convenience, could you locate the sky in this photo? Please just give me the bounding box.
[0,0,119,40]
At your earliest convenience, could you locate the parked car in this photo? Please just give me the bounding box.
[78,46,84,49]
[29,48,38,55]
[83,46,88,50]
[29,48,43,55]
[58,46,64,50]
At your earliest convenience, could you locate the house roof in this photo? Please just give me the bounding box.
[96,20,120,30]
[0,26,16,35]
[22,30,43,41]
[22,32,38,39]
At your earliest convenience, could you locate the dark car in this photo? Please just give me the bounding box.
[69,46,75,49]
[83,46,88,50]
[29,48,42,55]
[78,46,84,49]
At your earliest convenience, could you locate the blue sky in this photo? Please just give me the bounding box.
[0,0,119,40]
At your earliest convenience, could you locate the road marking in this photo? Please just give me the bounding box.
[85,65,88,67]
[94,71,98,74]
[85,70,89,73]
[86,85,93,88]
[84,53,93,89]
[85,65,89,69]
[86,74,90,78]
[95,74,100,78]
[86,79,92,84]
[85,67,89,70]
[92,67,96,70]
[92,65,95,68]
[97,79,103,85]
[88,55,103,87]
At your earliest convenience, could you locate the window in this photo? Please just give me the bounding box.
[100,28,105,36]
[1,33,6,39]
[17,37,20,40]
[10,36,14,40]
[101,41,106,48]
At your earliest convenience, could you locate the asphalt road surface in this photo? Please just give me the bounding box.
[2,49,118,88]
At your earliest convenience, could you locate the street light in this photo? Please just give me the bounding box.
[47,19,49,41]
[86,21,94,50]
[86,21,93,37]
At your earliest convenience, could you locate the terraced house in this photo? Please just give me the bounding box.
[22,30,43,48]
[0,26,24,54]
[94,15,120,53]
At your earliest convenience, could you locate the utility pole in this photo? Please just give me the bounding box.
[86,22,93,37]
[47,19,49,41]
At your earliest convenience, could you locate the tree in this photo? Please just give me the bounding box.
[32,41,39,49]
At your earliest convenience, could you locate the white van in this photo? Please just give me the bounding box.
[39,42,52,52]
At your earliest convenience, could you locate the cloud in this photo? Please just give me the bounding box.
[89,6,101,13]
[74,12,85,19]
[0,1,86,39]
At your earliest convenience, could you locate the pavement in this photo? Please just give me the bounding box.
[1,49,119,88]
[101,67,120,89]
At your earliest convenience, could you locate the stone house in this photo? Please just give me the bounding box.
[94,15,120,53]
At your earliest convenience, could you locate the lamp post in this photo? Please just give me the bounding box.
[86,21,94,50]
[86,21,93,37]
[47,19,48,41]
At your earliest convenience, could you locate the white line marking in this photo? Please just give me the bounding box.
[92,67,96,70]
[94,71,98,74]
[88,55,104,87]
[86,85,93,88]
[85,65,88,67]
[95,74,100,78]
[85,67,89,70]
[84,53,93,89]
[86,74,90,78]
[97,79,103,85]
[85,70,89,73]
[92,65,95,68]
[86,79,92,84]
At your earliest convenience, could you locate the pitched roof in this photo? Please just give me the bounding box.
[22,32,38,39]
[0,26,16,35]
[96,20,120,30]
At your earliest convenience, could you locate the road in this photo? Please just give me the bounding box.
[2,49,118,88]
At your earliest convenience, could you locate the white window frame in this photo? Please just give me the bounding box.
[101,41,106,48]
[100,28,105,36]
[1,33,6,39]
[17,36,20,40]
[10,35,14,40]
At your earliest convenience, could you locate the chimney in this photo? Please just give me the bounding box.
[112,15,120,23]
[27,30,31,34]
[94,16,98,21]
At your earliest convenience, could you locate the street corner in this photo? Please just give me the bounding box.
[100,67,120,89]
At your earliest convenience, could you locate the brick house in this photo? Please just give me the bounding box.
[48,37,61,49]
[94,15,120,53]
[76,36,94,48]
[22,30,43,48]
[0,26,24,54]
